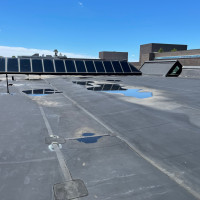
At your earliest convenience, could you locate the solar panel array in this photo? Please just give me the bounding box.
[0,58,141,75]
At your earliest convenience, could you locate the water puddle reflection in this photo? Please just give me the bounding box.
[104,89,152,99]
[76,133,102,144]
[72,81,152,99]
[22,89,62,96]
[73,81,94,86]
[106,80,121,82]
[87,84,152,99]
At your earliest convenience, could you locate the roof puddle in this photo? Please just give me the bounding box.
[76,133,102,144]
[72,81,152,99]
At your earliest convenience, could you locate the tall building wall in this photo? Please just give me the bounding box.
[140,43,188,64]
[139,43,200,66]
[139,44,153,62]
[151,43,187,53]
[154,49,200,58]
[99,51,128,61]
[154,49,200,66]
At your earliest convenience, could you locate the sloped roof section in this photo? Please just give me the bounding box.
[180,66,200,78]
[140,60,182,77]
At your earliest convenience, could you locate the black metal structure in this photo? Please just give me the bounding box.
[0,58,142,75]
[6,74,9,94]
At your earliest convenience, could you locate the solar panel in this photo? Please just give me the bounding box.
[0,58,5,72]
[32,59,43,72]
[94,61,105,73]
[85,61,96,73]
[120,61,131,73]
[7,58,19,72]
[54,60,66,72]
[43,59,55,73]
[0,57,142,75]
[20,59,31,72]
[112,61,123,73]
[103,61,114,73]
[75,61,86,72]
[129,63,141,73]
[65,60,76,73]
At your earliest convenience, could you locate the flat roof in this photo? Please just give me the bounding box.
[0,74,200,199]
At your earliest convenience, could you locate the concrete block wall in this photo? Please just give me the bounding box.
[99,51,128,61]
[154,49,200,58]
[154,49,200,66]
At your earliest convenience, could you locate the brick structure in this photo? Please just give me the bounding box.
[139,43,200,67]
[99,51,128,61]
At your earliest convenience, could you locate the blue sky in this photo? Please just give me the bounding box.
[0,0,200,61]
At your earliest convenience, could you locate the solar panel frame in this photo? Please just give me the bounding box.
[92,61,98,72]
[110,62,116,73]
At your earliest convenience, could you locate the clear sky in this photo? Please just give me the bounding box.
[0,0,200,61]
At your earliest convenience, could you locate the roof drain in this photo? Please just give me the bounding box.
[48,142,62,152]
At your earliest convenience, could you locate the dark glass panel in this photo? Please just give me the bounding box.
[0,58,5,72]
[120,61,131,73]
[129,63,141,73]
[94,61,105,73]
[43,59,55,72]
[102,84,112,90]
[65,60,76,72]
[55,60,65,72]
[20,59,31,72]
[23,90,32,94]
[33,89,44,94]
[75,60,86,72]
[110,84,121,90]
[87,84,126,91]
[85,61,96,73]
[112,61,123,73]
[32,59,43,72]
[7,58,19,72]
[103,61,114,73]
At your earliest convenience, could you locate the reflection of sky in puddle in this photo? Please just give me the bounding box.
[77,136,102,143]
[73,81,94,86]
[87,84,126,91]
[22,89,62,96]
[82,133,95,136]
[104,89,152,99]
[72,81,152,99]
